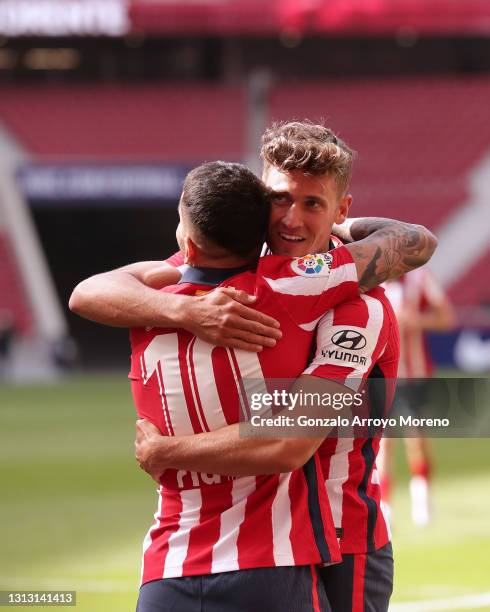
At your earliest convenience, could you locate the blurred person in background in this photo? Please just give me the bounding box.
[380,267,455,526]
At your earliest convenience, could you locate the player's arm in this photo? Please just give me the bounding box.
[333,218,438,292]
[135,375,350,480]
[69,261,281,352]
[401,271,456,332]
[69,261,182,327]
[412,295,455,331]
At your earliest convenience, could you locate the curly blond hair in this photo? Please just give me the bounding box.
[261,120,355,194]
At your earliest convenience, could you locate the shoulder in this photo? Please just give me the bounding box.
[320,289,390,328]
[315,291,393,359]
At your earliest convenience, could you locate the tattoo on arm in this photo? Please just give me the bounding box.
[346,220,438,292]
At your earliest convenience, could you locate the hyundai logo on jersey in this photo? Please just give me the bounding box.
[331,330,367,350]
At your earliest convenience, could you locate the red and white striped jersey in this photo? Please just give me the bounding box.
[130,247,358,583]
[303,287,399,554]
[384,267,446,377]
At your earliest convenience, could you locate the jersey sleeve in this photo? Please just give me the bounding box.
[258,245,359,327]
[303,293,389,392]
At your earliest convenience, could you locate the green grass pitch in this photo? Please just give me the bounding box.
[1,374,489,611]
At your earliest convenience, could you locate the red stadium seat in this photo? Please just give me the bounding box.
[448,249,490,307]
[0,84,246,161]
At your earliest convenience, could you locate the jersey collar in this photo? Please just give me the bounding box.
[178,265,252,287]
[179,239,336,287]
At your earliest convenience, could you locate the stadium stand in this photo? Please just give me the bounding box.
[0,85,246,160]
[270,77,490,228]
[2,78,489,224]
[131,0,490,36]
[448,249,490,307]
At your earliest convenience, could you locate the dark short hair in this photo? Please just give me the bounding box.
[181,161,270,258]
[261,120,355,194]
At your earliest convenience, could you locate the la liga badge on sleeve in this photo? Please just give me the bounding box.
[291,252,333,277]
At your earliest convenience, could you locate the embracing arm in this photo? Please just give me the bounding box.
[333,218,438,293]
[69,261,184,328]
[135,376,348,479]
[135,421,318,478]
[69,261,281,351]
[69,218,436,347]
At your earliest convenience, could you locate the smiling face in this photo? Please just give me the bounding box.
[264,166,352,258]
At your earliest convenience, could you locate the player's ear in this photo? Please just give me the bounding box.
[185,237,198,266]
[335,194,352,225]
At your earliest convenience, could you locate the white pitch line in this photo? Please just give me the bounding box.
[390,592,490,611]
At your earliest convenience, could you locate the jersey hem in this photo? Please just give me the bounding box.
[141,554,341,584]
[339,533,391,555]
